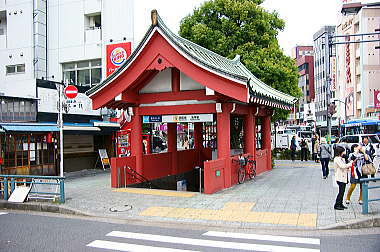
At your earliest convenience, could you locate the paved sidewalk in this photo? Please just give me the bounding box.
[56,160,380,229]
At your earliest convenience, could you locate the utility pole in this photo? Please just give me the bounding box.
[324,34,332,144]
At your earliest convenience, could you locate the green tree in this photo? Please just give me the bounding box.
[179,0,301,121]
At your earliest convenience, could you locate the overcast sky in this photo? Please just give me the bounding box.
[134,0,345,56]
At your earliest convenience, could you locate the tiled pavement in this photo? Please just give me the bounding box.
[63,160,380,229]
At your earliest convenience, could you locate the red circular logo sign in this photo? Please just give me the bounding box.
[64,85,78,99]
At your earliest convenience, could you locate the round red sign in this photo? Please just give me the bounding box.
[64,85,78,99]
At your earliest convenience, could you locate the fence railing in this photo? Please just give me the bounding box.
[0,175,65,203]
[361,177,380,214]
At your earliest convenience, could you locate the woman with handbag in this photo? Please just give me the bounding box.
[333,146,353,210]
[345,144,372,205]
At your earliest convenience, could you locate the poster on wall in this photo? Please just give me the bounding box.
[106,42,132,77]
[375,90,380,109]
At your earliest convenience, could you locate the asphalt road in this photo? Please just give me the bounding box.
[0,211,379,252]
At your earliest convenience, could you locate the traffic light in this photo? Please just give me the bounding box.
[328,102,337,116]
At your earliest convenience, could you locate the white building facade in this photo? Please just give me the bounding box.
[1,0,134,104]
[0,0,133,174]
[335,2,380,121]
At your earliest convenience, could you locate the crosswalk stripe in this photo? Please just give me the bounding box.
[0,212,8,215]
[203,231,320,245]
[107,231,320,252]
[87,240,199,252]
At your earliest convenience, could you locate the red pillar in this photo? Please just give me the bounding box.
[171,68,180,93]
[194,122,203,150]
[130,107,143,175]
[217,103,231,188]
[262,115,272,170]
[167,123,178,175]
[244,108,255,156]
[194,122,203,166]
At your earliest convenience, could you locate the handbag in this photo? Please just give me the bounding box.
[362,163,376,175]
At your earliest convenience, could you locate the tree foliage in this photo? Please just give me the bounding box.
[179,0,301,121]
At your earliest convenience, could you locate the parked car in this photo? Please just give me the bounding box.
[334,134,380,154]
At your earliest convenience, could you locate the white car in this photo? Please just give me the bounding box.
[335,134,380,153]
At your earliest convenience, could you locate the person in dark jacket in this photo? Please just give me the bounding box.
[290,136,297,162]
[300,138,308,161]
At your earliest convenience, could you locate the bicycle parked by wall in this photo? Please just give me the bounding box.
[233,154,256,184]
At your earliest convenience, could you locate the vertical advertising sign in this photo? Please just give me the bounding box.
[106,42,132,77]
[375,90,380,109]
[345,36,351,84]
[331,56,336,91]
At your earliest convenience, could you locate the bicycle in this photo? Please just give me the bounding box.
[233,154,257,184]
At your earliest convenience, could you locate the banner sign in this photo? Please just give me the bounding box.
[142,114,213,123]
[375,90,380,109]
[106,42,132,77]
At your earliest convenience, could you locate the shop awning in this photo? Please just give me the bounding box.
[63,126,101,131]
[1,124,59,132]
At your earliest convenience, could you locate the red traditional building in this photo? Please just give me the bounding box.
[86,11,296,193]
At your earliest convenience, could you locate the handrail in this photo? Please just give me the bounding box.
[0,175,65,203]
[123,166,159,189]
[360,177,380,214]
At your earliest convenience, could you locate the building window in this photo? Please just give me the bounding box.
[0,97,36,122]
[62,59,101,87]
[6,64,25,75]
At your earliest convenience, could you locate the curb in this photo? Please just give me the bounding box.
[0,200,90,217]
[319,216,380,230]
[1,200,379,230]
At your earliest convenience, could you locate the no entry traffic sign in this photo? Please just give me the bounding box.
[64,85,78,99]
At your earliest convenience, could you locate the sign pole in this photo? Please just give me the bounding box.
[58,82,64,177]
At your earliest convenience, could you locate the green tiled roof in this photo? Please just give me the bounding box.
[87,11,297,108]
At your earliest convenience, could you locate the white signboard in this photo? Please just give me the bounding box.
[162,114,213,123]
[37,87,100,116]
[8,186,31,203]
[98,149,110,170]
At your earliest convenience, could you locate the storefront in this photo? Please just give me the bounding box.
[86,11,296,193]
[0,123,59,175]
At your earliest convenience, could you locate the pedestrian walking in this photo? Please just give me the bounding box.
[333,146,353,210]
[362,136,376,180]
[300,138,308,161]
[313,136,320,163]
[319,137,332,179]
[290,136,297,162]
[346,144,372,205]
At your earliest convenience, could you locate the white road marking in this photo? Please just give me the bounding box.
[203,231,320,245]
[107,231,320,252]
[0,212,8,215]
[86,240,199,252]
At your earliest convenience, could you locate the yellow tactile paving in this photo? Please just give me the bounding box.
[112,188,196,198]
[139,202,317,227]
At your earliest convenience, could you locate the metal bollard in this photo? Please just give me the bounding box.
[117,166,120,188]
[362,182,368,214]
[195,166,201,193]
[124,166,127,188]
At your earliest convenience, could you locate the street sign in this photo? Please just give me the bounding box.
[64,85,78,99]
